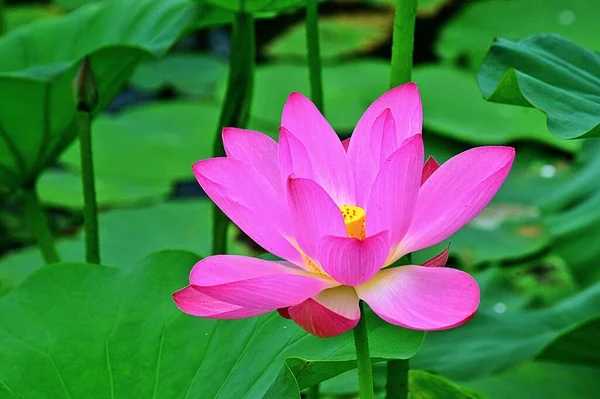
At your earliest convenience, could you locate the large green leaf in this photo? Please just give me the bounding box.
[59,101,219,183]
[203,0,312,13]
[318,364,388,396]
[467,361,600,399]
[130,53,228,96]
[409,371,484,399]
[470,268,532,313]
[0,250,424,398]
[37,169,171,209]
[411,144,555,268]
[539,140,600,211]
[449,203,549,267]
[469,257,578,313]
[493,145,576,211]
[266,12,391,60]
[415,138,555,268]
[412,280,600,381]
[437,0,600,69]
[478,34,600,140]
[319,367,482,398]
[513,141,600,284]
[0,0,197,192]
[547,188,600,283]
[53,0,103,11]
[0,200,213,295]
[4,5,61,32]
[538,318,600,367]
[35,101,219,209]
[413,203,550,269]
[414,65,579,152]
[0,250,204,399]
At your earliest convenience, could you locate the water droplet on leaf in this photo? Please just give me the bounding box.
[493,302,506,314]
[558,10,576,26]
[540,164,557,179]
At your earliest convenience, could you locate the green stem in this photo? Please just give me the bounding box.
[387,236,411,399]
[353,301,375,399]
[0,0,5,35]
[389,0,417,87]
[23,185,60,264]
[211,6,255,255]
[386,359,409,399]
[77,111,100,264]
[306,384,319,399]
[388,1,417,396]
[305,0,324,113]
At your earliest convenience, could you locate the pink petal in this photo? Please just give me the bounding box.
[173,286,270,319]
[279,126,314,183]
[288,286,360,338]
[365,135,424,250]
[287,177,346,261]
[377,108,400,167]
[348,83,422,184]
[421,244,450,267]
[356,266,479,330]
[350,109,397,207]
[222,127,280,191]
[277,307,291,319]
[400,146,515,255]
[194,158,302,264]
[318,231,390,286]
[191,255,337,308]
[421,156,440,186]
[282,92,354,204]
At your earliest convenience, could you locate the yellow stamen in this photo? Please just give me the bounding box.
[339,205,366,239]
[303,254,321,273]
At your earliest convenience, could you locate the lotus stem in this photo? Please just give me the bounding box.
[390,0,417,87]
[303,3,324,396]
[354,301,375,399]
[388,0,417,396]
[386,358,409,398]
[74,57,100,264]
[305,0,324,113]
[211,6,255,255]
[77,110,100,264]
[0,0,5,35]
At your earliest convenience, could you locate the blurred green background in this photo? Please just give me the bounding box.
[1,0,600,398]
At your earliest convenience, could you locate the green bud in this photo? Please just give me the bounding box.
[73,57,98,112]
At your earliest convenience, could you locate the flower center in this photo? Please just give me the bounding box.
[339,205,366,239]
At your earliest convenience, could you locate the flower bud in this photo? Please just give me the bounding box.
[73,57,98,112]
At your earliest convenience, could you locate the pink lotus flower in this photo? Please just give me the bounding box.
[173,83,515,338]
